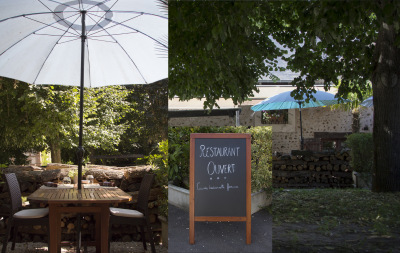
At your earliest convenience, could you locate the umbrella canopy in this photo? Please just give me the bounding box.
[0,0,167,86]
[361,96,373,107]
[251,90,341,150]
[0,0,167,192]
[251,90,339,111]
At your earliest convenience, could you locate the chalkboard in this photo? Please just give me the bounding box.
[194,138,247,216]
[189,133,251,245]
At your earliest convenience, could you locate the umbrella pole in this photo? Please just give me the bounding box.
[298,102,304,150]
[75,10,87,253]
[77,10,87,191]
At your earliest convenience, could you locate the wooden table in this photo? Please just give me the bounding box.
[28,186,132,253]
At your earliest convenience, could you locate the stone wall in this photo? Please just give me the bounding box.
[267,107,355,153]
[169,104,374,154]
[239,105,372,154]
[359,107,374,133]
[0,164,163,244]
[168,115,236,126]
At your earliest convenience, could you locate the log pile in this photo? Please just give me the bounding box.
[0,164,162,243]
[273,150,353,188]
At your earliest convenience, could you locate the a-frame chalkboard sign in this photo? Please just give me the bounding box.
[189,133,251,244]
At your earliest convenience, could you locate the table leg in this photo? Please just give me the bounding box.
[100,204,110,253]
[94,212,101,252]
[76,213,81,253]
[49,204,61,253]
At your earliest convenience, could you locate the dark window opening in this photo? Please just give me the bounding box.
[322,141,336,152]
[261,110,288,124]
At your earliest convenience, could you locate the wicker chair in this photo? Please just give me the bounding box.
[1,173,49,253]
[109,174,156,253]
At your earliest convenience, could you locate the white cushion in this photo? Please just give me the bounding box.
[14,208,49,219]
[110,207,144,218]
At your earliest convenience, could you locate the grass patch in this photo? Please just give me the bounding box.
[269,188,400,235]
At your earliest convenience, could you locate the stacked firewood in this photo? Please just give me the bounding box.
[272,150,353,188]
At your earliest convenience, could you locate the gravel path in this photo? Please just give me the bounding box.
[0,242,167,253]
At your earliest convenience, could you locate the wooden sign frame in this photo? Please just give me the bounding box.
[189,133,251,245]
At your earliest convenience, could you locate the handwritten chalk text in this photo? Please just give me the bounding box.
[207,161,235,175]
[199,145,240,158]
[196,182,238,192]
[227,183,239,191]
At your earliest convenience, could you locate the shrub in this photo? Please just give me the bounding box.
[168,127,191,188]
[345,133,373,188]
[146,140,168,218]
[345,133,373,173]
[247,127,273,192]
[168,126,272,192]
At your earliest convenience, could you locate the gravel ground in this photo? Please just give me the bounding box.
[0,242,167,253]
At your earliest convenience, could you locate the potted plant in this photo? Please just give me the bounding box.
[67,167,88,184]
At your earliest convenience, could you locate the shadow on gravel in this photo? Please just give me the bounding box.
[273,222,400,253]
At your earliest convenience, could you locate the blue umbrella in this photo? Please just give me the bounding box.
[251,90,339,111]
[361,96,373,107]
[251,90,341,150]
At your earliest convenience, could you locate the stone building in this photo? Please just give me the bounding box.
[169,80,374,154]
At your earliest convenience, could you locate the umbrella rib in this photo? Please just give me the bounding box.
[89,12,167,49]
[57,37,81,44]
[85,0,109,12]
[36,0,81,35]
[0,11,76,24]
[97,10,167,18]
[33,33,80,38]
[85,38,116,43]
[86,40,93,87]
[85,14,147,83]
[99,10,167,17]
[46,0,80,11]
[86,0,120,35]
[87,13,143,37]
[88,31,139,37]
[0,13,80,57]
[90,10,168,22]
[23,14,80,37]
[32,14,82,84]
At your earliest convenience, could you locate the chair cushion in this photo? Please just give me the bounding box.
[14,208,49,219]
[110,207,144,218]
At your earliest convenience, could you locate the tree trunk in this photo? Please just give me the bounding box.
[371,21,400,192]
[50,142,62,164]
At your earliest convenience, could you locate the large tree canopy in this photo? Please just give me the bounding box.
[118,79,168,156]
[0,78,46,163]
[169,1,285,109]
[0,77,130,164]
[267,1,376,100]
[266,1,400,192]
[169,1,400,192]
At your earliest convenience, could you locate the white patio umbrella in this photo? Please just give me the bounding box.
[0,0,168,190]
[0,2,166,250]
[251,90,341,150]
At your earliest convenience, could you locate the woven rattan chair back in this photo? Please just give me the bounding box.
[4,173,23,214]
[136,174,155,215]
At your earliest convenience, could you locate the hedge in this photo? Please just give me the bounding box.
[168,126,272,192]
